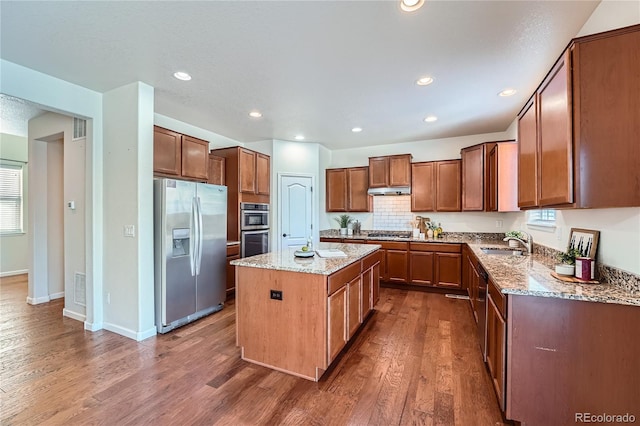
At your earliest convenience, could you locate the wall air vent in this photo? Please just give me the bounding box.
[74,272,86,306]
[73,118,86,139]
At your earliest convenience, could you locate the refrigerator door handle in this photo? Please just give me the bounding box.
[196,196,204,275]
[190,196,197,276]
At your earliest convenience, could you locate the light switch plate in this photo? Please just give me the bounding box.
[124,225,135,237]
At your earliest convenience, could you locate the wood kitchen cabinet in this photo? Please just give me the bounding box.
[225,243,240,297]
[153,126,209,181]
[208,154,225,185]
[486,279,507,412]
[461,144,486,211]
[368,154,411,188]
[409,243,462,289]
[325,167,371,212]
[517,25,640,209]
[411,160,461,212]
[347,276,361,339]
[328,286,347,363]
[366,240,407,284]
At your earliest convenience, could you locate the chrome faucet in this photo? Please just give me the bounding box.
[504,231,533,254]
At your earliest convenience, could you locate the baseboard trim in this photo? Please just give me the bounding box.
[26,295,50,305]
[103,322,157,341]
[63,308,86,323]
[84,321,103,332]
[1,269,28,277]
[50,292,65,300]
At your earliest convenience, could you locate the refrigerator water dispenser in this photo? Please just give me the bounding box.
[172,228,190,257]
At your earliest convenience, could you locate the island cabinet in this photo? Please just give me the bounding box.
[368,154,412,188]
[235,245,381,382]
[517,25,640,209]
[411,160,461,212]
[408,243,462,289]
[461,141,518,212]
[153,126,209,181]
[325,167,371,212]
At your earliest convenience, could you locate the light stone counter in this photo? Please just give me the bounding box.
[468,242,640,307]
[230,242,380,276]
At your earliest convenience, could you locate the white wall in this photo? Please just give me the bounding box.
[154,113,241,150]
[0,133,29,276]
[1,59,103,331]
[577,0,640,36]
[103,82,156,341]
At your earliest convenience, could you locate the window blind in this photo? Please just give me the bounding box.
[0,163,23,233]
[528,209,556,223]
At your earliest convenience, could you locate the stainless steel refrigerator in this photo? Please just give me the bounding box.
[154,178,227,333]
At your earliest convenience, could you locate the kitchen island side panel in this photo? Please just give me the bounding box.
[236,266,327,380]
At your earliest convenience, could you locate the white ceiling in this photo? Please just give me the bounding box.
[0,1,600,149]
[0,94,46,138]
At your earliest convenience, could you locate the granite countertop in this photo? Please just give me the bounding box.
[467,243,640,307]
[321,231,504,244]
[230,242,380,276]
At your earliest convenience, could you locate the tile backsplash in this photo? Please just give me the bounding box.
[372,196,414,230]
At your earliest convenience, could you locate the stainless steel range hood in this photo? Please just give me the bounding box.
[367,186,411,196]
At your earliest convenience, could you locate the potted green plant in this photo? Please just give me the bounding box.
[555,248,582,276]
[504,230,525,248]
[334,214,353,235]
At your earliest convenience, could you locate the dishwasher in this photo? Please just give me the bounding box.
[477,263,489,361]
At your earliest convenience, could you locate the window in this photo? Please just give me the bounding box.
[0,162,24,234]
[527,209,556,229]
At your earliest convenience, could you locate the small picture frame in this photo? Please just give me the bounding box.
[567,228,600,259]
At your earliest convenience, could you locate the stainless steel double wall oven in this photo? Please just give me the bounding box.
[240,202,270,257]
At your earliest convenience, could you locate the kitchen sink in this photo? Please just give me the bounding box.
[480,247,525,256]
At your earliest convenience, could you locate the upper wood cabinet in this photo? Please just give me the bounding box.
[207,154,225,186]
[517,25,640,209]
[411,160,461,212]
[153,126,209,181]
[462,141,519,212]
[210,146,271,197]
[325,167,370,212]
[256,153,270,195]
[368,154,411,188]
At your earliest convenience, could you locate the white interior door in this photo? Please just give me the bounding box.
[280,175,313,249]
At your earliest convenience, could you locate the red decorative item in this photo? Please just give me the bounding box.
[575,257,595,281]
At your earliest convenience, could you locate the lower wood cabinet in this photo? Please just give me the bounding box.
[225,244,240,296]
[409,243,462,289]
[486,279,507,412]
[347,277,361,339]
[328,286,347,362]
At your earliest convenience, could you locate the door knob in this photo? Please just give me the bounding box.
[282,233,288,237]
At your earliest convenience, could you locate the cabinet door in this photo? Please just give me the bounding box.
[181,135,209,181]
[435,160,461,212]
[538,50,574,206]
[411,162,435,212]
[486,294,506,412]
[409,251,434,286]
[239,148,257,193]
[153,126,181,176]
[469,258,480,323]
[225,255,239,293]
[368,157,389,188]
[435,252,462,288]
[487,145,498,212]
[386,249,408,284]
[461,145,484,211]
[518,95,539,208]
[328,286,347,363]
[347,167,370,212]
[256,153,270,195]
[326,169,348,212]
[372,263,380,306]
[361,267,372,320]
[208,154,226,185]
[347,277,361,339]
[389,154,411,187]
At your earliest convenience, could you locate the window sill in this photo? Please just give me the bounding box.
[526,222,556,233]
[0,232,26,237]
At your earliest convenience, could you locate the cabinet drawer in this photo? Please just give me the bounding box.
[226,244,240,257]
[409,242,461,253]
[362,250,382,270]
[328,262,361,295]
[320,237,342,243]
[368,240,408,250]
[488,279,507,318]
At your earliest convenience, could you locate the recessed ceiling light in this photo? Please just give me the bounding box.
[416,76,434,86]
[295,135,305,140]
[499,89,517,97]
[424,115,438,122]
[248,111,262,118]
[400,0,425,12]
[351,127,363,133]
[173,71,192,81]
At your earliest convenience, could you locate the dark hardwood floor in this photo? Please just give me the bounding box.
[0,275,509,425]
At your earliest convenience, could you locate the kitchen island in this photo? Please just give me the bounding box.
[231,242,381,381]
